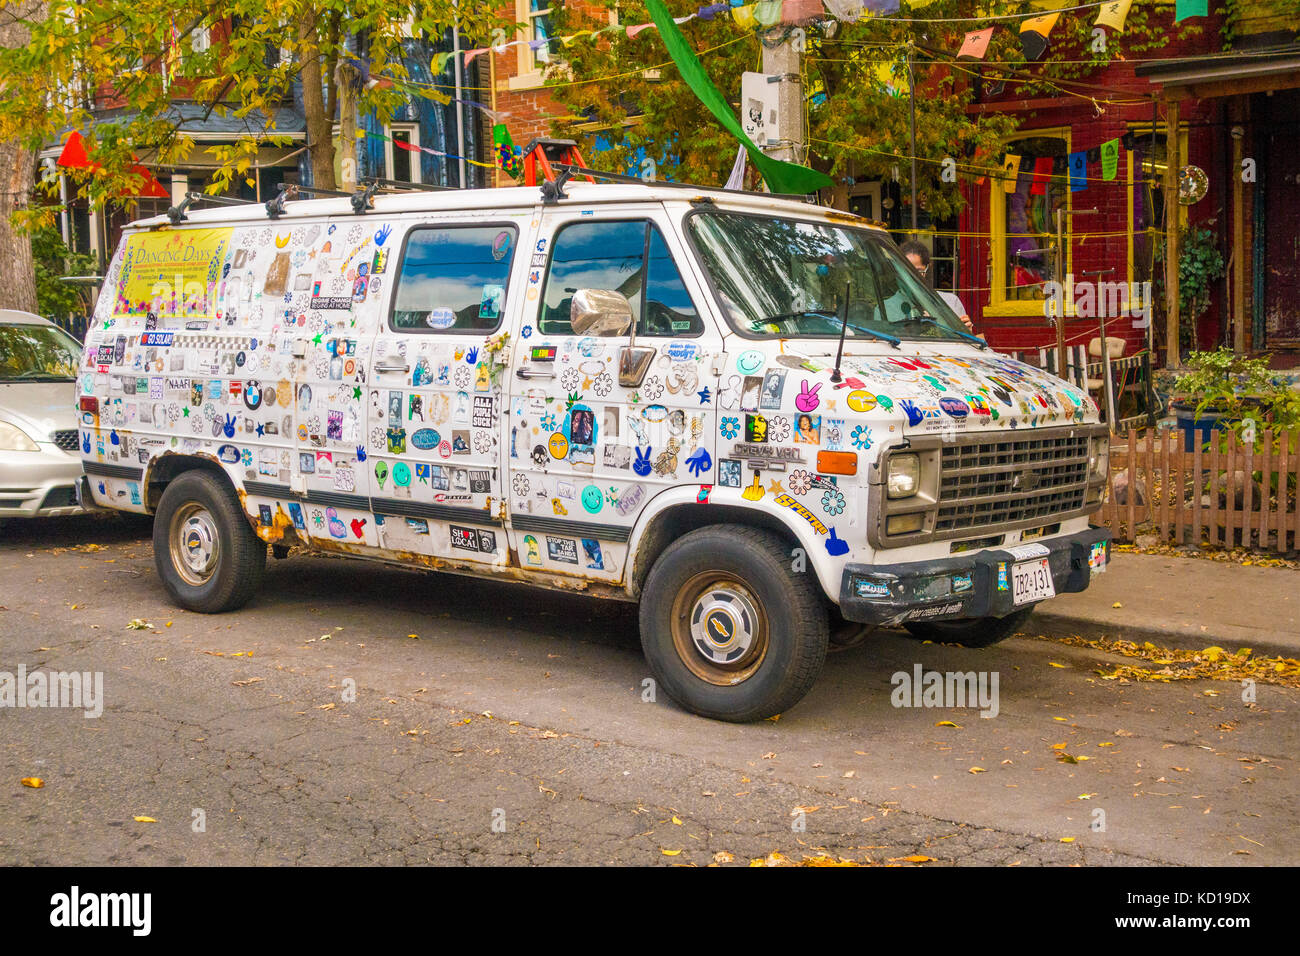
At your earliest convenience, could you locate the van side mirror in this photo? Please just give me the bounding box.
[570,289,632,337]
[570,288,654,389]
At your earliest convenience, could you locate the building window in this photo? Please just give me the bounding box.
[391,225,517,333]
[387,124,420,184]
[512,0,567,88]
[988,129,1071,316]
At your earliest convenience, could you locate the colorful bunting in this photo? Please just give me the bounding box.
[1029,156,1054,196]
[1068,150,1087,192]
[1002,154,1021,193]
[958,27,994,61]
[1095,0,1134,31]
[1101,139,1120,181]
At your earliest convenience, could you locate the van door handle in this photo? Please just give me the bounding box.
[374,360,410,374]
[516,367,556,379]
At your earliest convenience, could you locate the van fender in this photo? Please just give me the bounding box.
[623,483,844,603]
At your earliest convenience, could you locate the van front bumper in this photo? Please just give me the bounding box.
[837,527,1110,628]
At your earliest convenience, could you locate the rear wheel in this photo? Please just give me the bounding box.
[639,525,828,722]
[153,470,266,613]
[903,606,1034,647]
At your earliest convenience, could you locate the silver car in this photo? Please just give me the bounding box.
[0,309,85,518]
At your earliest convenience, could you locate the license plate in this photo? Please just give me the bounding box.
[1012,558,1055,606]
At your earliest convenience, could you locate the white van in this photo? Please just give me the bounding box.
[77,178,1110,721]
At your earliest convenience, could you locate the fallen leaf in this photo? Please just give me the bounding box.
[762,752,776,760]
[661,849,681,856]
[671,816,683,825]
[126,619,154,630]
[1112,602,1123,609]
[1049,662,1066,668]
[713,851,734,863]
[895,854,935,863]
[935,720,961,728]
[231,677,263,687]
[133,816,157,823]
[1060,837,1075,843]
[317,702,335,710]
[842,770,856,778]
[20,777,44,788]
[969,767,986,774]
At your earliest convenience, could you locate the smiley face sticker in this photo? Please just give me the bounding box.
[548,432,569,459]
[581,484,603,514]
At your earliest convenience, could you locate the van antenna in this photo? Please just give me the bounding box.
[830,279,850,384]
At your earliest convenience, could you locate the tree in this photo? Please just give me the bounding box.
[0,0,42,313]
[0,1,509,204]
[545,0,1192,221]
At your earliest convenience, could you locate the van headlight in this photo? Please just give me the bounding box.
[887,453,920,498]
[1088,435,1109,478]
[0,421,40,452]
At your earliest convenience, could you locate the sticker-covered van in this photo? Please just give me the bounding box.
[76,181,1110,721]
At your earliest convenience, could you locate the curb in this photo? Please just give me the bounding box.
[1025,610,1300,662]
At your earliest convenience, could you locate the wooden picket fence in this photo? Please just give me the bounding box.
[1092,427,1300,553]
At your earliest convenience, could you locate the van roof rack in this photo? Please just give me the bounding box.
[550,163,817,203]
[166,191,256,224]
[351,176,456,214]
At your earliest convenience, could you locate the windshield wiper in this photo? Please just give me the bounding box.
[756,310,901,348]
[901,314,988,350]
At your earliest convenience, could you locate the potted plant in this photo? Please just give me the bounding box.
[1172,349,1300,453]
[1177,222,1226,352]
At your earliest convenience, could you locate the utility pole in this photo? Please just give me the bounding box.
[760,26,804,168]
[908,44,918,234]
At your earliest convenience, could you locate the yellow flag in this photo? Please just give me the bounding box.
[1095,0,1134,31]
[732,3,758,30]
[1022,12,1061,36]
[1003,154,1021,193]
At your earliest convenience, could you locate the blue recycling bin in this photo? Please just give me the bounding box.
[1171,402,1226,453]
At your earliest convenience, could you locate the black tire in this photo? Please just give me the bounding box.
[639,525,828,722]
[153,470,266,613]
[903,606,1034,648]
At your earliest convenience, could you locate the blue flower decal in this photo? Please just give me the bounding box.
[720,416,740,439]
[241,448,252,466]
[851,424,872,450]
[821,489,846,517]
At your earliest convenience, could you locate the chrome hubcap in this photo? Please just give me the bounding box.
[171,503,220,586]
[687,587,761,666]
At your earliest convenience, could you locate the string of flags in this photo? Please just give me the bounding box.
[432,0,1212,74]
[995,136,1127,194]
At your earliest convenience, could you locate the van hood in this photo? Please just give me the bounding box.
[760,345,1098,433]
[0,381,79,441]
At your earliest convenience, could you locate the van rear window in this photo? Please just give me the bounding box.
[391,225,516,333]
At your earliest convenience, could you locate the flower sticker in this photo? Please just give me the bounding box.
[787,469,812,496]
[720,416,740,439]
[592,372,613,397]
[769,415,791,442]
[851,425,873,450]
[642,375,664,400]
[513,474,530,496]
[821,488,846,516]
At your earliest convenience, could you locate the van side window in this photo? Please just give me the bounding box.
[391,224,516,333]
[540,220,702,337]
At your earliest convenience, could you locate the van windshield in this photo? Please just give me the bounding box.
[686,210,969,342]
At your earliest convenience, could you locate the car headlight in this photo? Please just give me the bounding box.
[0,421,40,452]
[1088,435,1109,478]
[887,453,920,498]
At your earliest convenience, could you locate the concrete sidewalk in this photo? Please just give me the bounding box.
[1029,551,1300,660]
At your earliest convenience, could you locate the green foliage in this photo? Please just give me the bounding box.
[0,2,509,207]
[1174,349,1300,458]
[1177,222,1226,345]
[32,222,98,323]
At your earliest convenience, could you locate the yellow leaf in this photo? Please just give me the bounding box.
[935,720,960,728]
[133,816,157,823]
[969,766,986,774]
[20,777,44,788]
[713,851,734,863]
[1098,741,1115,747]
[1112,602,1123,608]
[900,854,935,863]
[1051,742,1067,749]
[318,702,335,710]
[671,816,682,825]
[661,849,681,856]
[1060,836,1075,843]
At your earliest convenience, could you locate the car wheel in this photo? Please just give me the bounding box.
[153,470,266,613]
[903,606,1034,648]
[639,525,828,722]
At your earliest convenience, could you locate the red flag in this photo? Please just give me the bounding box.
[57,130,96,170]
[128,164,170,199]
[958,27,994,60]
[1029,156,1054,196]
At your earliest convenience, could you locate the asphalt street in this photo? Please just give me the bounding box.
[1,515,1294,866]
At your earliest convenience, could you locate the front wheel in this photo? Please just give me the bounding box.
[903,606,1034,647]
[639,525,828,722]
[153,470,266,613]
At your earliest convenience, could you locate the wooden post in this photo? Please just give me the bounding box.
[1056,207,1068,376]
[1164,98,1181,368]
[1231,97,1246,354]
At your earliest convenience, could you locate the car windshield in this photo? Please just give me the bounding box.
[0,323,82,382]
[686,210,969,342]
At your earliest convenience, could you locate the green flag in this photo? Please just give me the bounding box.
[1174,0,1207,22]
[645,0,832,195]
[1101,138,1119,181]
